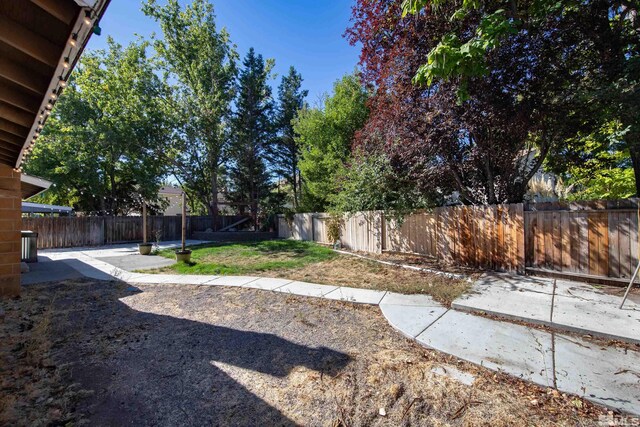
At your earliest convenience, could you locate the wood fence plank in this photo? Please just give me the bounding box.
[599,212,610,276]
[561,213,571,271]
[588,215,599,275]
[578,214,589,273]
[630,212,639,278]
[552,211,562,271]
[608,212,620,278]
[619,213,632,278]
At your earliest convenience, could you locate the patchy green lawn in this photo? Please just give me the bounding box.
[153,239,470,305]
[157,239,337,275]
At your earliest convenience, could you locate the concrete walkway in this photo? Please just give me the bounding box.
[26,243,640,416]
[453,272,640,345]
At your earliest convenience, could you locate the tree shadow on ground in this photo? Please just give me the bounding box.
[42,280,351,426]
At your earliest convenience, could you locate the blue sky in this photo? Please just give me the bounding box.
[87,0,361,106]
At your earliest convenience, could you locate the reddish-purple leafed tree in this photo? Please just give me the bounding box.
[346,0,633,204]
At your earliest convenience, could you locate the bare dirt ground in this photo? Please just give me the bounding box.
[1,279,607,426]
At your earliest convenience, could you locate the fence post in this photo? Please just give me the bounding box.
[375,210,385,253]
[101,216,106,246]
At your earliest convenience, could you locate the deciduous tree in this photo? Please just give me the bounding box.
[143,0,237,229]
[399,0,640,197]
[347,0,618,204]
[294,73,369,211]
[25,38,169,215]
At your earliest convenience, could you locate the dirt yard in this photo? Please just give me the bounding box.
[1,279,607,426]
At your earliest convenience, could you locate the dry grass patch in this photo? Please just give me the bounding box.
[258,256,470,305]
[153,240,471,305]
[0,290,94,426]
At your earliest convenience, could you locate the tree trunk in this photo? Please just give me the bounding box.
[292,164,299,209]
[630,144,640,197]
[210,168,219,231]
[110,172,117,216]
[250,181,258,232]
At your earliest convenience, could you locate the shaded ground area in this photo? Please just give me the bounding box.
[21,257,84,285]
[151,240,469,305]
[1,280,607,426]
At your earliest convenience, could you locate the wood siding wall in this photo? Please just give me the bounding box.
[278,200,638,279]
[23,215,246,249]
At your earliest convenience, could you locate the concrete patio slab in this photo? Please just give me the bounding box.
[21,259,85,285]
[125,274,155,283]
[275,281,338,298]
[555,279,640,306]
[451,273,640,345]
[554,334,640,415]
[241,277,293,291]
[416,310,555,387]
[55,255,127,279]
[156,275,221,285]
[323,287,386,305]
[207,276,260,287]
[452,273,553,324]
[79,240,206,258]
[97,254,176,271]
[125,274,180,284]
[381,305,448,338]
[379,292,442,307]
[552,295,640,344]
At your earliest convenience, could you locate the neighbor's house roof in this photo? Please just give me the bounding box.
[20,173,51,199]
[22,201,72,214]
[0,0,111,169]
[159,186,184,196]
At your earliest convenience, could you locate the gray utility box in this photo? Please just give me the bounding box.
[21,231,38,263]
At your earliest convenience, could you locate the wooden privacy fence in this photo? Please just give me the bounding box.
[278,200,639,280]
[524,200,639,280]
[278,205,524,272]
[23,215,246,249]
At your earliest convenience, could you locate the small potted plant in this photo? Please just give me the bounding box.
[175,191,192,262]
[139,201,153,255]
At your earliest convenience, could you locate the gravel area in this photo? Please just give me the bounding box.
[1,279,607,426]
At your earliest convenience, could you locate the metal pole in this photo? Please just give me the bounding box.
[620,261,639,309]
[181,192,186,252]
[142,201,147,244]
[620,201,640,309]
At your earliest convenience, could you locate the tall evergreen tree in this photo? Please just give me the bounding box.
[227,48,274,226]
[268,66,308,209]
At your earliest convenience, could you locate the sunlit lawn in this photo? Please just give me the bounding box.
[157,239,337,275]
